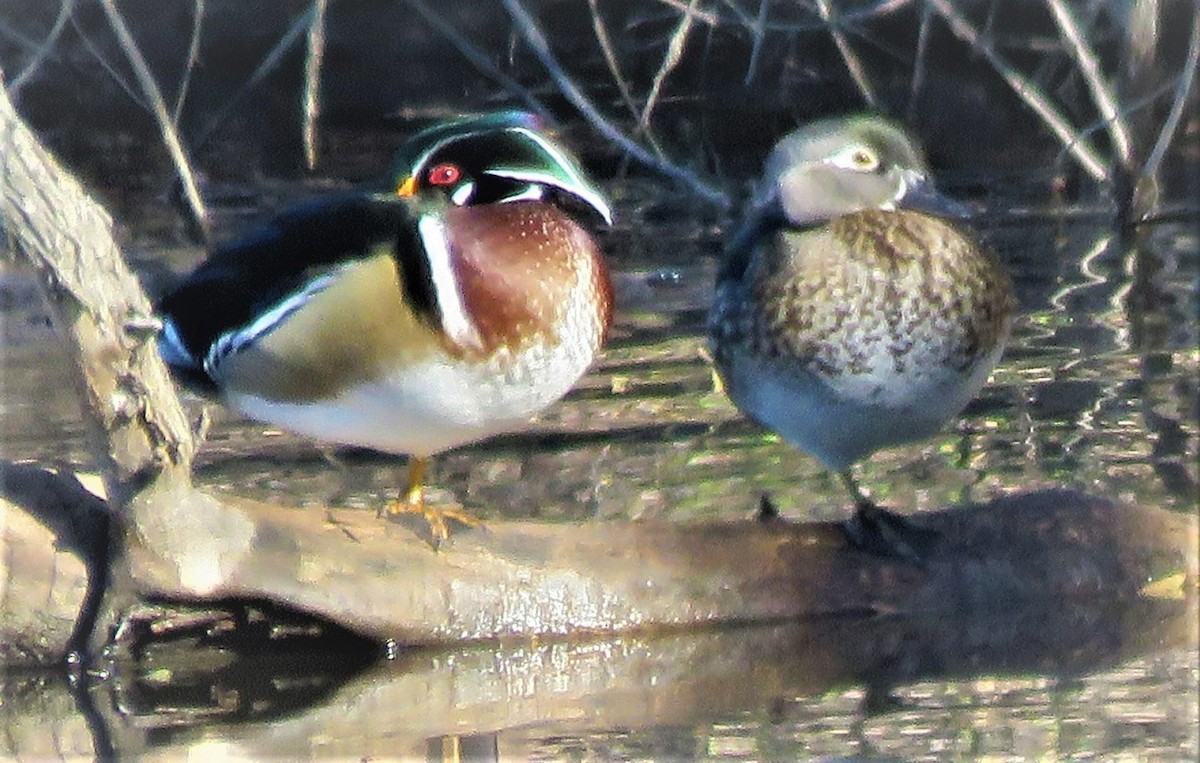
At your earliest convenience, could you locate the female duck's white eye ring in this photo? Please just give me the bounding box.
[830,145,880,173]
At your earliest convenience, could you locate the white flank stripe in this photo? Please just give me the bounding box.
[205,270,340,378]
[417,214,483,350]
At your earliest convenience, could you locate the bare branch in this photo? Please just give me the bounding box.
[906,3,933,120]
[97,0,207,239]
[8,0,76,97]
[652,0,719,27]
[402,0,551,120]
[1136,0,1200,215]
[815,0,879,108]
[1045,0,1133,169]
[171,0,205,125]
[638,0,700,154]
[303,0,328,171]
[190,6,311,153]
[587,0,640,119]
[501,0,730,208]
[743,0,769,85]
[66,10,145,108]
[924,0,1109,182]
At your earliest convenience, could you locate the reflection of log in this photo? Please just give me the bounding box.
[86,593,1200,758]
[7,589,1194,758]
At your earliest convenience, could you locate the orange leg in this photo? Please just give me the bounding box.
[383,456,482,543]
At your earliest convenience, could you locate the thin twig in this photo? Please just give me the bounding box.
[402,0,551,120]
[906,3,933,120]
[717,0,912,35]
[501,0,729,208]
[66,11,146,109]
[1137,0,1200,216]
[586,0,640,119]
[652,0,720,26]
[639,0,700,155]
[924,0,1109,182]
[303,0,327,171]
[1045,0,1134,170]
[97,0,207,238]
[191,7,313,153]
[171,0,204,125]
[815,0,878,108]
[9,0,76,96]
[742,0,769,85]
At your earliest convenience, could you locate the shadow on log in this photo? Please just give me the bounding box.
[0,462,110,664]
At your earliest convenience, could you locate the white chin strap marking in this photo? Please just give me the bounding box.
[417,214,484,350]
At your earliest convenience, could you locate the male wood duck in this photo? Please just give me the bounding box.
[157,111,613,542]
[709,114,1016,561]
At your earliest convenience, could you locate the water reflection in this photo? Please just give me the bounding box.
[5,593,1190,758]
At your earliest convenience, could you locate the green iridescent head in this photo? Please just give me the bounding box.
[387,111,612,224]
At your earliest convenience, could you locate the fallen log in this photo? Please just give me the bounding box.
[3,457,1195,658]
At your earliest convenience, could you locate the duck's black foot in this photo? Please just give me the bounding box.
[841,501,939,564]
[756,493,782,522]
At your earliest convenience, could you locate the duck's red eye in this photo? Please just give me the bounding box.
[427,162,462,186]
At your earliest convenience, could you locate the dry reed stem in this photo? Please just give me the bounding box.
[98,0,207,239]
[171,0,204,125]
[815,0,879,108]
[1045,0,1134,170]
[925,0,1109,182]
[303,0,327,171]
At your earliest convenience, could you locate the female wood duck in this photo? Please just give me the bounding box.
[709,114,1016,561]
[157,111,613,542]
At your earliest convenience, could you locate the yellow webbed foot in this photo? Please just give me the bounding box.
[381,456,483,545]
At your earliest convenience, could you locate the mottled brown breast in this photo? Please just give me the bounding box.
[745,208,1014,375]
[440,201,612,358]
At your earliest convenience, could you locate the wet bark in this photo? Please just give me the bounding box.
[1,72,1196,665]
